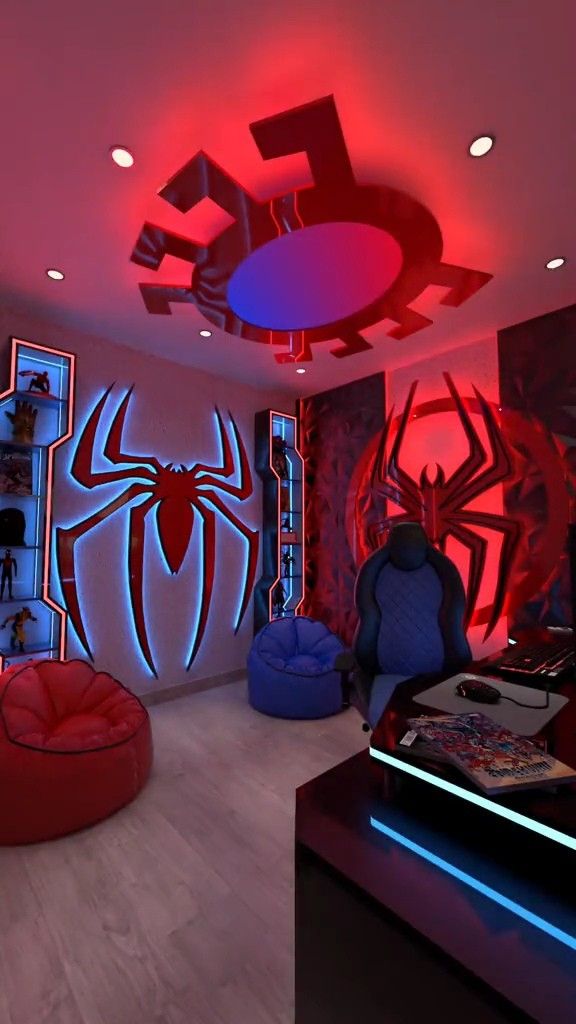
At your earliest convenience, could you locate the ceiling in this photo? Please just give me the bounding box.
[1,0,575,395]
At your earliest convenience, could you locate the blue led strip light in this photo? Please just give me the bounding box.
[370,814,576,951]
[369,747,576,854]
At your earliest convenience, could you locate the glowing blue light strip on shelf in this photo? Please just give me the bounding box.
[369,747,576,853]
[370,815,576,951]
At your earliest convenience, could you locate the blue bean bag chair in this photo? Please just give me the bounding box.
[248,616,345,719]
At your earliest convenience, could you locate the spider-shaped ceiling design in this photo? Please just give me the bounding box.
[131,96,493,364]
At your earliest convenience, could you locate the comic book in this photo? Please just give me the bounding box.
[407,713,576,795]
[0,446,33,495]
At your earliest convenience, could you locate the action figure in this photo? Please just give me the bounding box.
[271,435,289,479]
[19,369,50,394]
[0,549,17,600]
[0,508,26,547]
[272,580,286,616]
[1,606,37,652]
[5,399,38,444]
[281,550,296,578]
[282,517,291,531]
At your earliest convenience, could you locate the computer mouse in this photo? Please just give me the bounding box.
[455,679,501,704]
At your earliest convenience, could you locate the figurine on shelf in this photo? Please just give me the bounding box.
[0,508,26,547]
[19,369,50,395]
[280,482,290,513]
[282,517,291,532]
[272,580,286,616]
[272,435,289,479]
[0,550,17,600]
[281,551,296,578]
[5,400,38,444]
[1,606,37,652]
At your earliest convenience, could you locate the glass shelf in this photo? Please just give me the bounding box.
[0,438,44,452]
[0,641,58,657]
[0,493,42,500]
[0,545,41,551]
[3,390,66,409]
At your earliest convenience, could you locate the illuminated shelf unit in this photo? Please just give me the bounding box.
[254,409,304,633]
[0,338,75,670]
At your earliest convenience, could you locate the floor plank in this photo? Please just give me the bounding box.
[0,681,366,1024]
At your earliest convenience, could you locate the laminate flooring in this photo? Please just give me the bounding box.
[0,680,366,1024]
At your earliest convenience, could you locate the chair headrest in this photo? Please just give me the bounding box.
[388,522,429,571]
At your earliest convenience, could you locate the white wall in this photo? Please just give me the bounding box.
[0,303,291,696]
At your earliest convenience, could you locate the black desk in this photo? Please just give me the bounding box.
[295,671,576,1023]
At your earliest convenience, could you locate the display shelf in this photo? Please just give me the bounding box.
[0,338,76,672]
[0,439,44,452]
[0,545,41,551]
[7,390,66,408]
[0,642,58,661]
[254,408,305,632]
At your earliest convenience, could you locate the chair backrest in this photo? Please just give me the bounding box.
[354,522,471,678]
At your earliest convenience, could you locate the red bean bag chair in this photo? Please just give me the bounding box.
[0,659,152,844]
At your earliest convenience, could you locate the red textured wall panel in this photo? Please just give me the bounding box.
[300,373,385,645]
[498,303,576,630]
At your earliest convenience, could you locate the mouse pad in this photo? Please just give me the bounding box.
[414,674,569,735]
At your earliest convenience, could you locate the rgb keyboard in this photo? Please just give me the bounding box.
[487,636,575,683]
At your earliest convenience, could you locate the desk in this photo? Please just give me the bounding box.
[295,671,576,1023]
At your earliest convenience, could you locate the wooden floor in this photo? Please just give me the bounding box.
[0,681,366,1024]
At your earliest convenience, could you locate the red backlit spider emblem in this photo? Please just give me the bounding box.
[363,373,521,638]
[131,96,492,363]
[56,387,258,676]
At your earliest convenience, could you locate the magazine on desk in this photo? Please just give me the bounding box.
[405,712,576,796]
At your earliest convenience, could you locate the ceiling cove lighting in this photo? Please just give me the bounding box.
[46,268,65,281]
[546,257,566,270]
[370,815,576,952]
[369,747,576,853]
[110,146,134,168]
[469,135,495,157]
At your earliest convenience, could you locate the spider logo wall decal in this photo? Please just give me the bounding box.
[358,373,521,639]
[55,387,259,677]
[131,95,492,363]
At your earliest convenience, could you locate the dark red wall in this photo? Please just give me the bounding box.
[499,303,576,630]
[300,373,385,645]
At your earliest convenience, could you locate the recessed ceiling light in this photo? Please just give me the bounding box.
[110,146,134,168]
[199,329,212,337]
[296,367,306,374]
[46,268,65,281]
[546,257,566,270]
[468,135,495,158]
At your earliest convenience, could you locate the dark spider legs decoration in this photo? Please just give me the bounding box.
[56,387,258,676]
[370,372,521,638]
